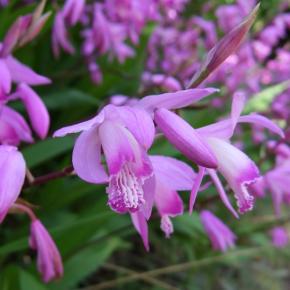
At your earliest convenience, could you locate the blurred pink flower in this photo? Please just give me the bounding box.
[270,226,289,248]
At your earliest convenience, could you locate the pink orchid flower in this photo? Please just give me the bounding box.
[154,92,284,216]
[30,219,64,283]
[270,226,289,248]
[200,210,237,252]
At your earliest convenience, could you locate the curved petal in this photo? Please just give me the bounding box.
[206,137,259,214]
[130,211,149,251]
[197,119,233,139]
[154,181,183,217]
[189,166,205,214]
[0,59,11,97]
[154,108,218,168]
[0,146,26,223]
[99,120,152,176]
[231,91,246,130]
[207,169,239,218]
[0,106,33,143]
[140,175,155,220]
[138,88,219,112]
[17,83,49,139]
[53,110,105,137]
[105,105,155,149]
[5,56,51,85]
[238,114,285,138]
[72,126,108,184]
[150,155,195,191]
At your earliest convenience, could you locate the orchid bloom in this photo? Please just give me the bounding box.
[30,219,64,282]
[54,88,217,217]
[200,210,236,252]
[54,104,155,215]
[154,92,284,216]
[270,226,289,248]
[131,155,196,250]
[0,145,26,223]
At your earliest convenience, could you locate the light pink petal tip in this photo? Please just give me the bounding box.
[189,166,205,214]
[72,127,108,184]
[131,211,149,251]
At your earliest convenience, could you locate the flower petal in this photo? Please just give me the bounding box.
[0,59,11,97]
[140,175,155,220]
[189,166,205,214]
[53,110,105,138]
[154,108,218,168]
[0,106,33,143]
[105,105,155,149]
[150,155,195,191]
[155,181,184,217]
[5,56,51,85]
[130,211,149,251]
[99,120,151,176]
[238,114,285,138]
[231,91,246,130]
[197,119,233,139]
[206,137,259,214]
[139,88,219,112]
[72,126,108,184]
[207,169,239,218]
[0,145,26,223]
[17,83,49,139]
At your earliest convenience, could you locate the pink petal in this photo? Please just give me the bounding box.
[139,88,219,112]
[0,106,33,143]
[197,119,233,139]
[53,110,105,138]
[72,126,108,184]
[17,83,50,139]
[0,59,11,97]
[5,56,51,85]
[189,166,205,214]
[231,91,246,131]
[155,181,183,217]
[238,114,285,138]
[150,155,196,191]
[0,145,26,223]
[130,211,149,251]
[207,169,239,218]
[140,175,156,220]
[105,105,155,149]
[154,108,218,168]
[99,120,151,176]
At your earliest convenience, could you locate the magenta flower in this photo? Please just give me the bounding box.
[270,226,289,248]
[0,105,33,145]
[54,104,155,215]
[130,155,196,250]
[29,219,63,283]
[0,145,26,223]
[154,92,284,216]
[200,210,237,252]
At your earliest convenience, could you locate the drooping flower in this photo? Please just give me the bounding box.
[270,226,289,248]
[29,219,63,283]
[130,155,196,249]
[200,210,237,252]
[0,145,26,223]
[154,92,284,216]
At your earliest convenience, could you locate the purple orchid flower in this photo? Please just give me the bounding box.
[154,92,284,216]
[130,155,196,250]
[200,210,237,252]
[0,145,26,223]
[54,104,155,216]
[30,219,64,283]
[270,226,289,248]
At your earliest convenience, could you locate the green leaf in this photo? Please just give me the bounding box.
[22,136,75,168]
[244,81,290,113]
[0,265,21,290]
[19,270,48,290]
[50,238,122,290]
